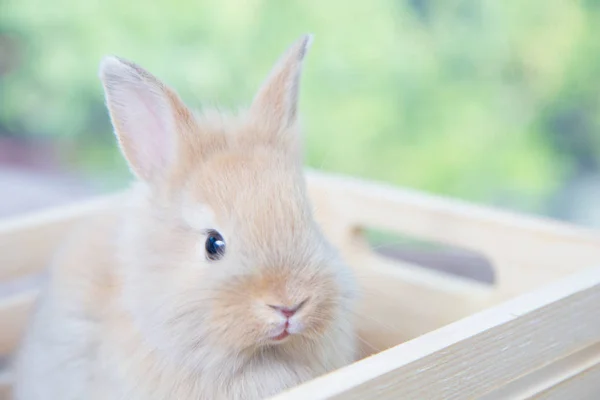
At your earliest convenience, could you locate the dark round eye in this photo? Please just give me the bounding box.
[205,230,226,261]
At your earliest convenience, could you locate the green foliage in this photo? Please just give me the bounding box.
[1,0,599,211]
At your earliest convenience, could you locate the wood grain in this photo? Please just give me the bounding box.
[268,265,600,400]
[480,342,600,399]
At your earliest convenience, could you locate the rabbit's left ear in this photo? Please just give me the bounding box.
[248,34,313,143]
[98,56,196,183]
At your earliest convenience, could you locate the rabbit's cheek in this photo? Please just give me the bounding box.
[304,297,336,335]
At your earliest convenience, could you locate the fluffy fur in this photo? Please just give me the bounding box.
[13,35,358,400]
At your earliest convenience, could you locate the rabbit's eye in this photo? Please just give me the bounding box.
[205,230,226,261]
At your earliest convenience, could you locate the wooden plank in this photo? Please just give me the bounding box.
[349,251,493,354]
[480,342,600,399]
[531,363,600,399]
[0,193,121,281]
[268,265,600,400]
[306,169,600,299]
[0,291,38,357]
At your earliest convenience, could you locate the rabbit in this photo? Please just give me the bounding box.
[12,34,359,400]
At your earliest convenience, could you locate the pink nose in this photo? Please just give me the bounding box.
[278,307,297,318]
[269,305,298,318]
[268,299,308,318]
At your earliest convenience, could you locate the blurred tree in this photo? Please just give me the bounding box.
[0,0,598,218]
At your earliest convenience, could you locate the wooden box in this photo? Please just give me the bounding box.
[1,170,600,399]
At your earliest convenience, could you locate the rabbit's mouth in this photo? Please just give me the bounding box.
[270,329,290,341]
[267,314,300,343]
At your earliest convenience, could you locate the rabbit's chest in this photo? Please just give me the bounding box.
[96,334,314,400]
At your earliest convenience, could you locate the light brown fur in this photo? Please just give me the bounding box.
[13,35,358,400]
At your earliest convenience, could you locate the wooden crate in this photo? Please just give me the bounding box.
[1,169,600,399]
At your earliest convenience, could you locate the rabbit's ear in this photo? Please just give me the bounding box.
[249,34,313,143]
[99,56,194,183]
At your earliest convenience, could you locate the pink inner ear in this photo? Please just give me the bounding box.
[109,78,175,181]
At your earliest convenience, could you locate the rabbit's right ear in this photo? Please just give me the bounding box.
[248,34,313,147]
[99,56,194,183]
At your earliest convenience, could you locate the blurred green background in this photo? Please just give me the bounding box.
[1,0,599,227]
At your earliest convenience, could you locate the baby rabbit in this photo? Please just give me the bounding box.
[13,34,358,400]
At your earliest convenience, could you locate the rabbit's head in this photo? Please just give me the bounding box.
[99,35,357,369]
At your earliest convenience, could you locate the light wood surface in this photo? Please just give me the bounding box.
[305,170,600,299]
[480,342,600,399]
[306,170,600,349]
[0,193,121,282]
[268,265,600,399]
[1,169,600,398]
[531,362,600,400]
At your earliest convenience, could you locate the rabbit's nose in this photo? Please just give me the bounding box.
[268,298,308,318]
